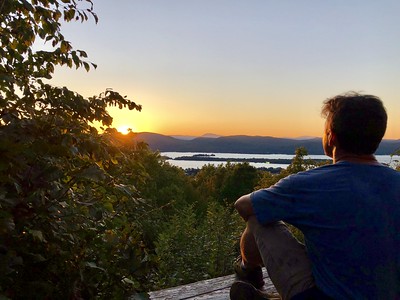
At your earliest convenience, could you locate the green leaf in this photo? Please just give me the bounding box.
[29,253,46,263]
[0,216,15,232]
[53,10,62,21]
[21,0,34,11]
[60,41,70,53]
[10,40,18,50]
[85,262,106,272]
[78,50,88,58]
[122,277,139,288]
[0,74,14,83]
[83,62,90,72]
[59,201,68,208]
[78,165,106,182]
[71,51,80,68]
[64,9,76,21]
[29,230,46,242]
[103,201,114,212]
[14,182,22,194]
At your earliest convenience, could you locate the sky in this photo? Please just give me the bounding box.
[50,0,400,139]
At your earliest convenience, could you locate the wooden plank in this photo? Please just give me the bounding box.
[147,269,279,300]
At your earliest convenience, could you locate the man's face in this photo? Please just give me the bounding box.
[323,119,334,158]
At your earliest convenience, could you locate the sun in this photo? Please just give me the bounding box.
[117,125,135,135]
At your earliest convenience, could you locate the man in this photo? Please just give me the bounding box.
[230,92,400,300]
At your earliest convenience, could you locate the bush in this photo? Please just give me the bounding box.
[154,202,243,288]
[193,162,259,205]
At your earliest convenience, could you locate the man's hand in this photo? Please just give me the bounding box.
[234,193,255,222]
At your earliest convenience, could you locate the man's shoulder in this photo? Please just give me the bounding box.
[290,163,342,178]
[275,165,338,188]
[300,161,399,175]
[286,162,400,186]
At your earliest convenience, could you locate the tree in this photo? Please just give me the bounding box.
[0,0,141,127]
[220,162,259,204]
[193,162,259,206]
[0,1,146,298]
[154,202,243,288]
[285,147,315,174]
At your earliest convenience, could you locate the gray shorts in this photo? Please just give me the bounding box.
[247,217,316,300]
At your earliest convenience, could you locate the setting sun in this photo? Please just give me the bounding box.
[117,125,135,135]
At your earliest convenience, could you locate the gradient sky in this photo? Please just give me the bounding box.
[50,0,400,139]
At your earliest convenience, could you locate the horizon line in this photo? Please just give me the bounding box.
[133,132,400,141]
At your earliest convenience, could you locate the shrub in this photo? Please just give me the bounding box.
[154,202,243,288]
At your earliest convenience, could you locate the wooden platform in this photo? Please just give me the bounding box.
[147,269,279,300]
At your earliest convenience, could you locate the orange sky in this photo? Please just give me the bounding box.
[51,1,400,140]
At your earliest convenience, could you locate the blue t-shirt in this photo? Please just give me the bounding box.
[251,161,400,299]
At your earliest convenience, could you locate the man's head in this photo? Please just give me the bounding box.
[321,92,387,156]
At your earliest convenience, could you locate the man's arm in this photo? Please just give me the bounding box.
[234,193,256,221]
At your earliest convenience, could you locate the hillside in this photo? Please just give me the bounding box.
[132,132,400,155]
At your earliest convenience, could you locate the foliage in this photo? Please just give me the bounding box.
[0,0,141,128]
[0,1,146,298]
[284,147,321,174]
[390,148,400,171]
[219,163,260,203]
[193,162,259,205]
[154,202,243,288]
[201,202,244,276]
[0,122,150,298]
[154,205,203,287]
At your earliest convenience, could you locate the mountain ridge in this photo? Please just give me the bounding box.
[132,132,400,155]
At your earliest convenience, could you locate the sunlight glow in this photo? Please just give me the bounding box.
[117,125,135,135]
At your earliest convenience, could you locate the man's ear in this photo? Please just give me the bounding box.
[328,131,337,147]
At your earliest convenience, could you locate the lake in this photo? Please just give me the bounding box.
[162,152,400,170]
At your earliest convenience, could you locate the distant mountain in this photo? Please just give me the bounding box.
[290,136,318,140]
[201,133,220,138]
[170,135,197,140]
[170,133,220,140]
[132,132,400,155]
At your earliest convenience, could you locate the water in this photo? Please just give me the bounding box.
[162,152,400,170]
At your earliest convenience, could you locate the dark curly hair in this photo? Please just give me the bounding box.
[322,92,387,155]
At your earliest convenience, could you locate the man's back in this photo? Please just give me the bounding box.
[251,162,400,299]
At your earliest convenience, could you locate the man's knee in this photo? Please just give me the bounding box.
[247,219,315,300]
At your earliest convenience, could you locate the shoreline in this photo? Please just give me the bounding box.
[170,155,332,165]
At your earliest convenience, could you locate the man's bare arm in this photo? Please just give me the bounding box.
[234,193,255,221]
